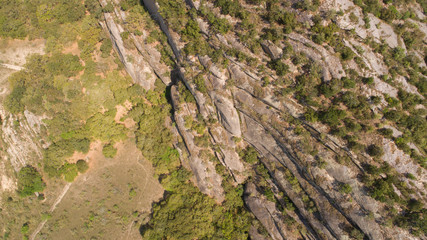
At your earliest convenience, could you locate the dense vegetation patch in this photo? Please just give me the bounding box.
[17,166,45,197]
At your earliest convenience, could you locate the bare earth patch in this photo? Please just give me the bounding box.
[37,139,163,240]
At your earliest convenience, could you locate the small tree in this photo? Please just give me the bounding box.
[239,146,259,164]
[17,166,45,197]
[102,143,117,158]
[367,144,384,158]
[60,163,78,182]
[76,160,89,173]
[339,183,353,194]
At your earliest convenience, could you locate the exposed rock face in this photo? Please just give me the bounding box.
[288,33,345,81]
[99,0,170,89]
[261,40,283,60]
[0,109,45,171]
[331,0,406,49]
[382,138,427,197]
[244,182,286,240]
[209,125,246,183]
[348,39,388,75]
[102,1,426,239]
[211,92,241,137]
[170,85,225,202]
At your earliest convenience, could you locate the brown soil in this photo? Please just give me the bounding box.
[38,139,163,240]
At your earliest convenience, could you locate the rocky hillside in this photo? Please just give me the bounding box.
[100,0,426,239]
[0,0,425,239]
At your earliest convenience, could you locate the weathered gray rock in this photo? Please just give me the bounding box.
[249,225,269,240]
[100,0,158,90]
[211,92,241,137]
[209,125,245,183]
[382,138,427,197]
[170,85,225,202]
[0,109,45,171]
[330,0,406,49]
[261,40,283,60]
[244,182,286,240]
[288,33,345,81]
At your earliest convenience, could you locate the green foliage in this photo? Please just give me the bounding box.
[100,38,113,58]
[340,46,355,61]
[135,86,180,175]
[85,110,127,142]
[21,223,29,234]
[295,0,320,11]
[0,0,32,38]
[366,176,401,205]
[239,146,259,164]
[338,183,352,194]
[200,6,231,34]
[304,108,318,122]
[318,107,346,126]
[0,0,85,39]
[102,143,117,158]
[4,85,26,114]
[181,19,201,41]
[311,22,338,44]
[47,53,83,77]
[340,92,360,108]
[319,78,342,98]
[215,0,243,18]
[85,0,103,18]
[362,77,374,85]
[267,59,289,76]
[378,128,394,138]
[76,160,89,173]
[17,166,45,197]
[194,74,207,93]
[342,77,356,89]
[60,163,79,182]
[261,27,283,43]
[78,15,102,59]
[142,169,251,240]
[156,0,187,31]
[103,3,114,13]
[44,138,90,176]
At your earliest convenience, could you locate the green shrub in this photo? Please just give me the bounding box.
[378,128,394,138]
[142,169,251,239]
[100,38,113,58]
[46,53,83,77]
[318,107,346,126]
[4,85,26,114]
[338,183,353,194]
[17,166,45,197]
[76,160,89,173]
[367,144,384,157]
[102,143,117,158]
[340,92,360,108]
[194,74,207,93]
[267,59,289,76]
[304,108,318,122]
[319,79,342,98]
[239,146,259,164]
[342,77,356,89]
[21,223,29,234]
[60,163,79,182]
[181,19,201,41]
[340,46,355,61]
[363,77,374,85]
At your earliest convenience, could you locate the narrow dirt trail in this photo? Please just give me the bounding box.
[29,182,72,240]
[0,63,24,71]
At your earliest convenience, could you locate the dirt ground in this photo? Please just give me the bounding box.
[0,38,45,66]
[36,139,164,240]
[0,38,45,99]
